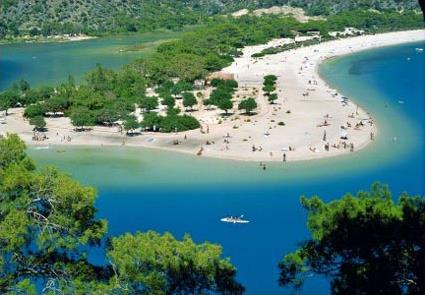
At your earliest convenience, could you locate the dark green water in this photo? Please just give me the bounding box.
[0,31,180,89]
[7,40,425,294]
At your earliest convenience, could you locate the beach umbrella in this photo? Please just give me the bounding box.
[340,130,348,139]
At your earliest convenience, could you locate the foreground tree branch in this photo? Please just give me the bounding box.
[278,183,425,295]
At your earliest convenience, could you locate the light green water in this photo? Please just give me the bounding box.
[0,31,181,89]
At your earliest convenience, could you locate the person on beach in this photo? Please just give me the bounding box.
[325,142,330,151]
[283,153,286,162]
[197,147,204,156]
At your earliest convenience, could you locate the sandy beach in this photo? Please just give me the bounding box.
[1,29,424,162]
[0,34,96,45]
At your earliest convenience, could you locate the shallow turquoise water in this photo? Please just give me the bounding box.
[24,42,425,294]
[0,32,179,90]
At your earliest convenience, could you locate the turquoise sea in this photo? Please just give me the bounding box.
[3,39,425,294]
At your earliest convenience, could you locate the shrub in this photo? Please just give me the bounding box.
[29,115,46,131]
[24,103,45,118]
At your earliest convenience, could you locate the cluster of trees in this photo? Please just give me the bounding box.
[19,66,145,131]
[133,9,423,84]
[1,134,424,294]
[263,75,278,104]
[141,79,201,132]
[1,65,201,133]
[0,80,54,131]
[0,79,50,109]
[155,79,194,108]
[127,109,200,134]
[0,134,244,294]
[204,79,239,115]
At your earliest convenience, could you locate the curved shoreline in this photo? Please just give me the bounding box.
[2,30,424,162]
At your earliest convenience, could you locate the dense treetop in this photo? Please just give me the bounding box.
[108,231,244,294]
[0,134,108,293]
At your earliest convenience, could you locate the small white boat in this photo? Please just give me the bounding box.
[220,215,250,224]
[34,146,50,150]
[415,48,424,52]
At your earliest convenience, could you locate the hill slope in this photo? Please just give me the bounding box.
[0,0,420,38]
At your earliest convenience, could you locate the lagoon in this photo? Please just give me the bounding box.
[19,41,425,294]
[0,31,180,90]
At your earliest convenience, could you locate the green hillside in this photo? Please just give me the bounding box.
[0,0,420,38]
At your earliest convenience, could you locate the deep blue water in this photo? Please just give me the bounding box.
[88,42,424,294]
[16,40,424,294]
